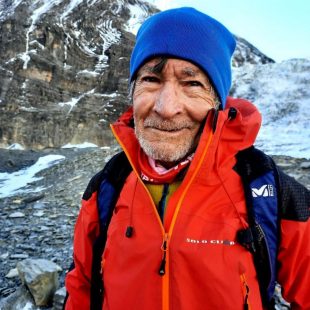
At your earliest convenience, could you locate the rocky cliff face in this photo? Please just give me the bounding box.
[0,0,156,149]
[0,0,273,149]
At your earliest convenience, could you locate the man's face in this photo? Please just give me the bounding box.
[133,58,217,166]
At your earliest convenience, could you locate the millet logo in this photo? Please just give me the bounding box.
[251,184,274,198]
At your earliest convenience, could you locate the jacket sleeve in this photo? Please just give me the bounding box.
[276,170,310,309]
[65,193,100,310]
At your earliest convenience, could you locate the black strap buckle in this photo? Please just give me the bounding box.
[237,227,257,253]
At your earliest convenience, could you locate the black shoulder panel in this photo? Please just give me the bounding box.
[82,151,132,201]
[277,168,310,222]
[234,146,275,181]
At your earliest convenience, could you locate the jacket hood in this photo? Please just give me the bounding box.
[111,97,262,184]
[197,97,262,184]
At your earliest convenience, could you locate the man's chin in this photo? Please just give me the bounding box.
[140,142,191,164]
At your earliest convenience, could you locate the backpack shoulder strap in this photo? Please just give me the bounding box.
[63,151,132,310]
[82,151,131,201]
[97,151,132,230]
[87,151,132,310]
[235,146,280,307]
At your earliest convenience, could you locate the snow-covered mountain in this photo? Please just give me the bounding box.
[231,59,310,158]
[0,0,308,158]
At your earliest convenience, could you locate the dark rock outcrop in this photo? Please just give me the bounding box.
[232,35,274,67]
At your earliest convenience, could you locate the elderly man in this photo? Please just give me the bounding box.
[65,7,310,310]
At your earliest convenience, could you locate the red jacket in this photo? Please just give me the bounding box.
[65,97,310,309]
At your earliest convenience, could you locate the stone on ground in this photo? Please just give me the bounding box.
[17,258,62,306]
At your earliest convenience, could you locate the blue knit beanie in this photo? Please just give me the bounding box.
[130,7,236,108]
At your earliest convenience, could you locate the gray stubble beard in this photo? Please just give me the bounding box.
[134,123,198,164]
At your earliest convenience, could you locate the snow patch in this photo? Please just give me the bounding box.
[100,146,111,150]
[21,53,31,70]
[29,39,45,50]
[19,106,39,112]
[77,70,100,77]
[95,20,121,71]
[104,92,118,98]
[64,37,68,68]
[22,0,63,69]
[13,0,24,9]
[7,143,24,150]
[17,301,34,310]
[62,142,98,149]
[21,80,27,89]
[59,96,80,112]
[60,0,84,22]
[0,155,65,198]
[58,89,95,113]
[111,0,124,15]
[87,0,100,5]
[125,3,148,34]
[0,0,23,21]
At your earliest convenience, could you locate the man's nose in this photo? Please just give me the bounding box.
[153,82,182,119]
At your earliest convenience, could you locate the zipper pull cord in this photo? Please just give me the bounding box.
[244,283,250,310]
[158,235,168,276]
[241,273,250,310]
[125,178,138,238]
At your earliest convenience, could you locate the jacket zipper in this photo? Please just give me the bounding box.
[159,233,169,275]
[160,233,170,310]
[111,123,213,310]
[161,129,213,310]
[240,273,251,310]
[111,124,169,309]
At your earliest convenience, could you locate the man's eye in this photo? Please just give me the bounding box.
[141,76,160,83]
[187,80,203,87]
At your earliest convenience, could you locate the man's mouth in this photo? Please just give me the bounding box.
[146,126,189,133]
[143,119,192,132]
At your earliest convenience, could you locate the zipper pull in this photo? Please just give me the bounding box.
[243,283,250,310]
[158,255,166,276]
[158,234,168,276]
[239,267,250,310]
[125,226,134,238]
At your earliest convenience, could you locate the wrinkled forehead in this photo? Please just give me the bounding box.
[137,57,210,79]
